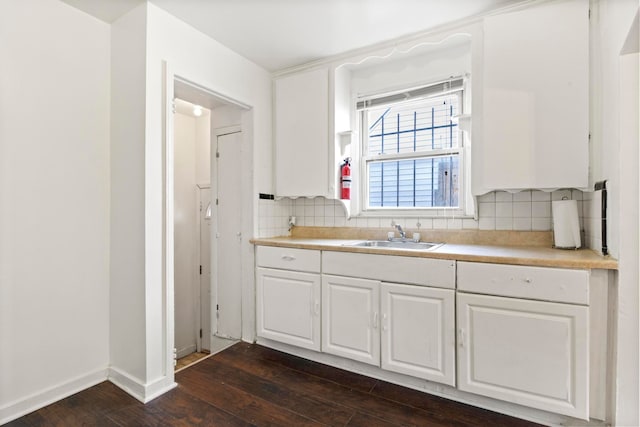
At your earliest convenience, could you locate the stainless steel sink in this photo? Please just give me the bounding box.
[343,240,443,251]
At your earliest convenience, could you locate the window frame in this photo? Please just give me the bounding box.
[357,81,469,217]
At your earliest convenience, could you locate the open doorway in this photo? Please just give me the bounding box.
[172,79,247,370]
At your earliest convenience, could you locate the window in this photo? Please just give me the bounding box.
[359,78,465,212]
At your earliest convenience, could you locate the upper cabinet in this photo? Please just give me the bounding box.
[274,67,331,198]
[472,0,589,194]
[274,66,351,200]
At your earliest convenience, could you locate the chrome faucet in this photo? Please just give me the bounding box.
[391,221,406,240]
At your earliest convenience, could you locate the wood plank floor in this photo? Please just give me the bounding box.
[7,343,543,426]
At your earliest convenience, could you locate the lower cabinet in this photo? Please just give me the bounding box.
[457,292,589,419]
[321,274,456,386]
[256,267,321,351]
[381,283,455,386]
[322,274,380,365]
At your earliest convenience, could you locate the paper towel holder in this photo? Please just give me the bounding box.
[552,197,581,250]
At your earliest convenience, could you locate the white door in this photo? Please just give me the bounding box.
[213,131,242,339]
[380,283,455,386]
[457,292,589,419]
[322,274,380,366]
[256,267,321,350]
[199,187,212,351]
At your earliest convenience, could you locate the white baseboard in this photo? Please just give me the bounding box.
[108,367,176,404]
[107,367,146,403]
[0,367,108,425]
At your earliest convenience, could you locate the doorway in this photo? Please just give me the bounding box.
[171,78,247,369]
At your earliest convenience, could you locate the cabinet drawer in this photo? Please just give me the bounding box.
[256,246,320,273]
[322,251,455,289]
[457,262,588,305]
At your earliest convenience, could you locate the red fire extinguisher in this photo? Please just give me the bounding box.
[340,158,351,200]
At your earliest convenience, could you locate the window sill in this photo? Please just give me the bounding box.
[355,208,474,219]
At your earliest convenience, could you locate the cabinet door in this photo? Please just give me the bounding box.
[475,0,589,193]
[457,293,589,419]
[256,268,321,351]
[322,275,380,365]
[380,283,455,386]
[274,68,329,197]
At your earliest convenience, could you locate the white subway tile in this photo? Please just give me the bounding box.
[495,217,513,230]
[495,202,513,218]
[513,191,532,202]
[447,218,463,229]
[463,218,479,229]
[479,217,496,230]
[495,191,513,202]
[335,216,346,227]
[532,217,552,230]
[479,202,496,218]
[513,202,532,218]
[324,215,335,227]
[532,201,551,217]
[324,203,334,218]
[433,218,448,229]
[367,217,381,228]
[513,217,532,231]
[304,204,315,217]
[356,217,368,228]
[418,218,433,229]
[478,192,496,202]
[531,190,551,202]
[314,204,324,218]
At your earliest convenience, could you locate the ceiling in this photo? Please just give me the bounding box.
[62,0,526,72]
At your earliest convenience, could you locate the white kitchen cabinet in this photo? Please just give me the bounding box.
[473,0,589,193]
[256,267,321,351]
[322,274,380,366]
[380,283,455,386]
[255,247,322,351]
[457,292,589,419]
[274,67,330,197]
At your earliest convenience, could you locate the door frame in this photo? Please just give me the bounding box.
[163,62,253,383]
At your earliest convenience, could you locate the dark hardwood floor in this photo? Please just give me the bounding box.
[7,343,542,426]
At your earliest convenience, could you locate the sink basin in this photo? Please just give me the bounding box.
[343,240,443,251]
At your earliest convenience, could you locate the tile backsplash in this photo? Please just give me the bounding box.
[258,189,598,248]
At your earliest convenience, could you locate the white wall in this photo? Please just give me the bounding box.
[0,0,110,423]
[140,2,272,395]
[590,1,639,424]
[109,2,148,395]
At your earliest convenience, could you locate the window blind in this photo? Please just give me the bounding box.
[356,77,464,111]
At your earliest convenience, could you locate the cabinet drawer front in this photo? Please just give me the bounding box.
[322,251,455,289]
[256,246,320,273]
[457,262,588,305]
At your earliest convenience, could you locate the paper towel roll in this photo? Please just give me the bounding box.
[552,199,581,249]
